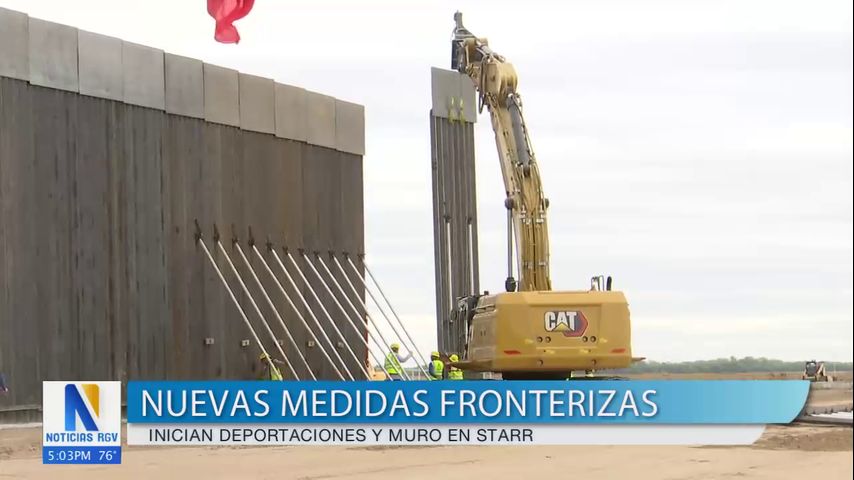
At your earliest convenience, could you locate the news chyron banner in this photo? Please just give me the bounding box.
[42,381,122,464]
[122,381,809,447]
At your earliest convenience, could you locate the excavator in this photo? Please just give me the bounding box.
[802,360,833,382]
[448,13,635,380]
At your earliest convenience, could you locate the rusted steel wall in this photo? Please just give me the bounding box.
[0,8,366,413]
[430,68,480,354]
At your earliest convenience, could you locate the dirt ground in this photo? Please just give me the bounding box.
[0,424,851,480]
[626,372,854,381]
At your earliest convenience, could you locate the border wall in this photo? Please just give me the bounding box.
[0,7,367,415]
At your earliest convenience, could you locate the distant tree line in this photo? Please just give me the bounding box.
[619,356,853,374]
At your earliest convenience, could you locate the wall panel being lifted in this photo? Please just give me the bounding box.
[0,8,367,416]
[430,68,480,355]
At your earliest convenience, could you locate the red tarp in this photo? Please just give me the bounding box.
[207,0,255,44]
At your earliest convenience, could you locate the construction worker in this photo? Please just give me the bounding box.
[258,352,284,381]
[447,354,464,380]
[428,351,445,380]
[384,343,411,381]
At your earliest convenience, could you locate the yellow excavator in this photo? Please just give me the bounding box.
[448,12,634,380]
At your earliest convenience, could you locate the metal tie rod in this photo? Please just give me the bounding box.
[253,245,345,381]
[195,234,280,378]
[270,248,356,381]
[338,256,430,377]
[286,251,372,380]
[337,255,427,377]
[318,255,410,380]
[359,257,429,366]
[235,241,316,380]
[217,240,299,380]
[304,253,395,381]
[323,255,411,381]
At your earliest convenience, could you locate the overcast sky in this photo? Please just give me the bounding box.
[3,0,851,362]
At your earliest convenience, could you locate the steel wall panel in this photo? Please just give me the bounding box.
[0,78,36,407]
[339,152,365,256]
[123,42,166,110]
[335,100,365,156]
[187,119,220,379]
[203,64,240,127]
[162,115,203,380]
[304,92,336,150]
[0,80,7,404]
[77,30,123,101]
[241,131,279,377]
[0,8,29,81]
[130,106,169,380]
[465,122,480,296]
[213,125,246,379]
[430,113,479,354]
[275,140,316,378]
[73,97,113,381]
[302,145,339,379]
[239,74,275,134]
[430,68,459,120]
[32,87,77,387]
[274,84,307,142]
[107,104,128,385]
[28,18,78,92]
[430,65,480,354]
[165,54,204,119]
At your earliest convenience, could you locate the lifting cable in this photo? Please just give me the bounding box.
[302,253,395,380]
[338,256,430,378]
[270,248,356,380]
[285,251,372,380]
[234,241,316,380]
[195,233,280,379]
[252,245,345,381]
[217,240,299,380]
[322,255,411,381]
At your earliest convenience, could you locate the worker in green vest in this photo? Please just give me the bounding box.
[384,343,411,381]
[258,352,284,381]
[447,354,464,380]
[428,351,445,380]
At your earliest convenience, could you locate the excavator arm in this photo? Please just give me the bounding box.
[451,12,551,293]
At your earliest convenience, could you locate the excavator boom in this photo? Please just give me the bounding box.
[451,12,550,292]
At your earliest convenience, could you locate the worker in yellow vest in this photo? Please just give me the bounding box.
[447,354,464,380]
[428,351,445,380]
[384,343,411,381]
[258,352,284,381]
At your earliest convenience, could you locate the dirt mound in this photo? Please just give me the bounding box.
[754,425,853,452]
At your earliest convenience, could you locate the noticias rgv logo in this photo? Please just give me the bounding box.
[43,381,121,445]
[42,381,121,465]
[65,383,101,432]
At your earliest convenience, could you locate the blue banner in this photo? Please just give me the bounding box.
[126,380,808,424]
